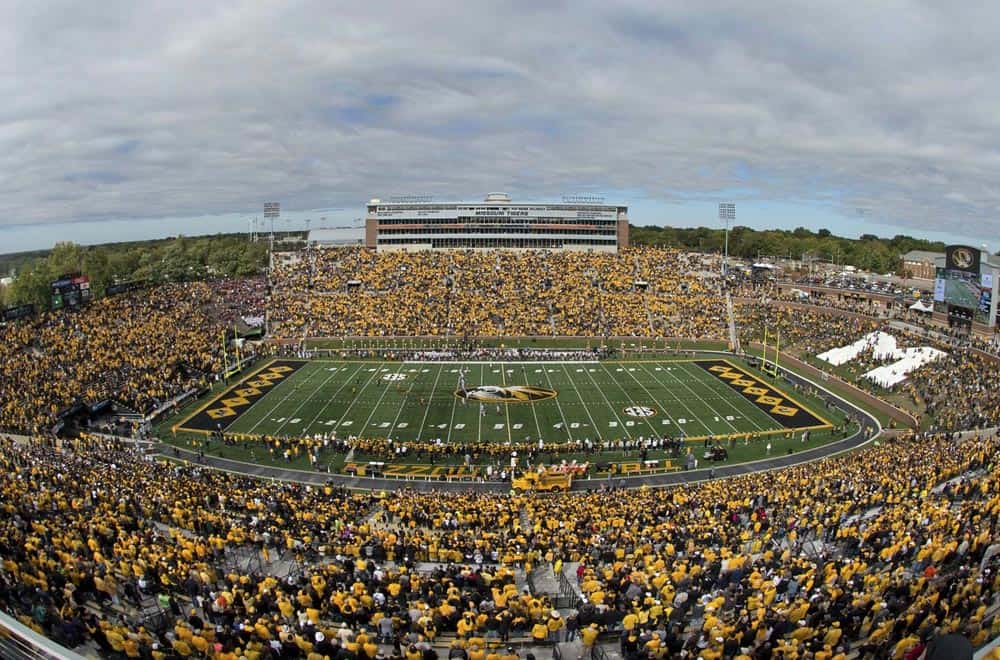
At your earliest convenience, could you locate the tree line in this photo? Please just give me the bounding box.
[1,234,269,308]
[629,224,949,274]
[0,224,959,309]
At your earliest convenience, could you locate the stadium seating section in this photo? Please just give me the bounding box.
[1,246,998,659]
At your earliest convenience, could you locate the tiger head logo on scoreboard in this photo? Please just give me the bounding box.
[947,245,980,273]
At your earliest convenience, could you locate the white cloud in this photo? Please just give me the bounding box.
[3,0,1000,240]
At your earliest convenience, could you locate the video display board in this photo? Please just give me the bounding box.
[933,245,993,324]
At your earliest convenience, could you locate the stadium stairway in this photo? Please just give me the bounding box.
[527,563,561,598]
[559,562,586,602]
[518,505,532,532]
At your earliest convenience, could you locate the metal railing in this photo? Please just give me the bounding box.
[0,610,87,660]
[556,569,583,610]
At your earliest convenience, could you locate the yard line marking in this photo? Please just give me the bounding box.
[656,360,763,435]
[243,363,329,435]
[386,368,419,438]
[331,362,387,437]
[415,363,445,441]
[641,361,738,436]
[539,363,574,442]
[619,361,707,437]
[358,361,409,436]
[295,362,368,435]
[400,360,600,365]
[445,364,462,445]
[597,362,660,438]
[558,363,601,440]
[615,362,684,434]
[476,364,486,445]
[518,363,545,443]
[581,363,632,439]
[500,360,513,445]
[271,364,355,437]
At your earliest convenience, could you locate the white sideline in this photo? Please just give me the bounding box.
[400,360,601,365]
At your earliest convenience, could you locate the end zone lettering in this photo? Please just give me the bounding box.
[693,359,831,431]
[178,360,305,433]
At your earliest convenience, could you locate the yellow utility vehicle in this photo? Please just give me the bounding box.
[511,468,573,493]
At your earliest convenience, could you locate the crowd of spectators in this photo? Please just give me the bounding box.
[734,299,1000,433]
[734,304,881,358]
[904,349,1000,432]
[267,248,726,339]
[205,276,268,327]
[1,247,1000,659]
[1,427,998,659]
[208,431,689,475]
[0,279,263,434]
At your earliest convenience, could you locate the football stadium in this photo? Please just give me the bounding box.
[2,236,999,660]
[6,4,1000,658]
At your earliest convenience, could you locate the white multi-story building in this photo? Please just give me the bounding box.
[365,193,629,252]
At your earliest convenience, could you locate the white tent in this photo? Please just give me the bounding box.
[909,299,933,313]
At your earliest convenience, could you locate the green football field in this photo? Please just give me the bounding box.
[176,357,838,446]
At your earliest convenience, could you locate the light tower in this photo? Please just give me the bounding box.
[719,203,735,278]
[264,202,280,251]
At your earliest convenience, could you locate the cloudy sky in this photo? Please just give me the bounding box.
[4,0,999,251]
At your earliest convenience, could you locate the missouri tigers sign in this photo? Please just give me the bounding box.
[177,360,305,433]
[694,359,831,431]
[455,385,558,403]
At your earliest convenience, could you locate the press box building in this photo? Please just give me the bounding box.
[365,193,629,252]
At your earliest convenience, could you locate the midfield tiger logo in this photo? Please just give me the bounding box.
[455,385,558,403]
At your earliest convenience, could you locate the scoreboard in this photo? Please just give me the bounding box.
[105,280,147,297]
[933,245,998,328]
[2,303,34,322]
[51,273,92,309]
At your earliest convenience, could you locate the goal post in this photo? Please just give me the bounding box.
[761,326,781,377]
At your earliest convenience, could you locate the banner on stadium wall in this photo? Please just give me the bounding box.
[933,273,945,302]
[375,207,618,221]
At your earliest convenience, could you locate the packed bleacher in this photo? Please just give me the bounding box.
[0,278,265,434]
[267,247,725,339]
[1,247,1000,657]
[735,303,882,359]
[1,428,998,659]
[734,300,1000,433]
